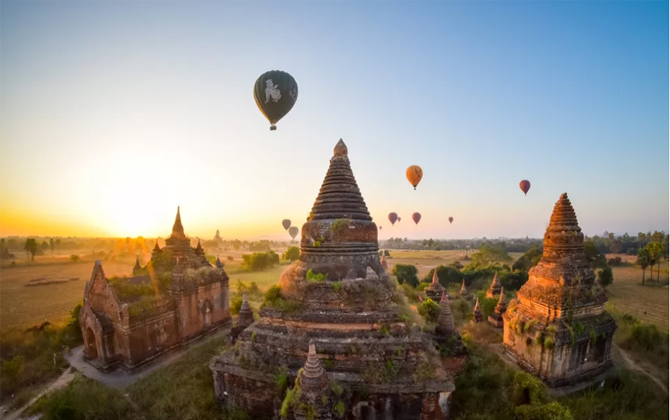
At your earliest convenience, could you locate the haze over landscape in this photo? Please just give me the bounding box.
[1,1,667,240]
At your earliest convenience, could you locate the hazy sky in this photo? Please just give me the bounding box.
[1,1,667,240]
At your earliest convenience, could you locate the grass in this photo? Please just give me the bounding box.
[126,335,229,420]
[385,249,521,278]
[607,265,669,332]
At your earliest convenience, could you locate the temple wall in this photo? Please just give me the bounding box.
[126,311,181,367]
[178,281,230,338]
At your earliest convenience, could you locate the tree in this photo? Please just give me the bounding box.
[636,248,651,285]
[468,243,512,269]
[70,254,80,262]
[41,241,50,252]
[392,264,419,287]
[597,267,613,287]
[647,242,665,282]
[584,241,607,269]
[24,239,38,261]
[512,246,543,272]
[638,232,647,245]
[609,240,623,254]
[49,238,55,256]
[282,246,300,261]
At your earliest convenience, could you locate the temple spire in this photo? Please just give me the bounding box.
[171,206,186,239]
[486,271,502,298]
[153,240,160,252]
[307,139,371,221]
[216,255,223,269]
[436,291,456,335]
[238,291,254,327]
[473,297,482,323]
[431,267,439,285]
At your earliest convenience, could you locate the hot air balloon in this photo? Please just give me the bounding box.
[288,226,299,240]
[448,217,454,224]
[412,212,421,225]
[388,212,398,225]
[398,217,401,222]
[254,70,298,130]
[282,219,291,231]
[379,226,383,230]
[406,166,423,190]
[519,180,531,196]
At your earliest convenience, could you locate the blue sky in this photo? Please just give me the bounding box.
[1,1,667,239]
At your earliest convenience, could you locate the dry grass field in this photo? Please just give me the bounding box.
[608,265,669,331]
[385,249,522,278]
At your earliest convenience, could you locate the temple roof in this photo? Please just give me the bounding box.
[171,206,186,240]
[307,139,372,221]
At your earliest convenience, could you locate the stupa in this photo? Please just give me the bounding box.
[503,193,616,387]
[472,298,482,323]
[488,287,507,328]
[425,267,446,302]
[485,272,501,298]
[459,279,471,300]
[210,140,454,419]
[433,292,466,356]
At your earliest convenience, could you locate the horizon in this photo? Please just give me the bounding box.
[1,1,668,240]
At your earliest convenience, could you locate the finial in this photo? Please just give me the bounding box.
[95,260,101,266]
[474,297,480,310]
[440,290,446,303]
[498,287,505,303]
[333,139,348,157]
[308,339,316,356]
[432,267,439,285]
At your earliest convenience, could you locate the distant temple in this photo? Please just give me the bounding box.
[210,140,454,419]
[503,193,616,387]
[79,208,230,372]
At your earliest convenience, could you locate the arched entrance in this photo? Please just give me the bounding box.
[204,305,212,327]
[86,327,98,359]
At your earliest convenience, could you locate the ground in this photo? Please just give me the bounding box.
[607,265,668,331]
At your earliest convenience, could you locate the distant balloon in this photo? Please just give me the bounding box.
[254,70,298,130]
[288,226,299,240]
[448,217,454,224]
[406,166,423,190]
[412,212,422,225]
[398,217,401,222]
[519,180,531,196]
[388,212,398,225]
[282,219,291,231]
[379,226,383,230]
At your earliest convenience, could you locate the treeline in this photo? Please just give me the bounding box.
[381,237,543,253]
[588,230,668,255]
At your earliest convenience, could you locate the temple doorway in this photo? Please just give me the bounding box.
[86,328,98,359]
[204,304,212,327]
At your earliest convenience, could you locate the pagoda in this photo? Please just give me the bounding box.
[210,140,453,419]
[433,292,466,356]
[459,279,471,300]
[503,193,616,387]
[473,298,482,323]
[425,267,446,302]
[488,287,507,328]
[485,272,501,298]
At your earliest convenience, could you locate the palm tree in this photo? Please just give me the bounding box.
[649,242,666,283]
[637,248,651,285]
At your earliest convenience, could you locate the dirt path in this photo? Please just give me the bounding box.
[1,369,75,420]
[613,344,668,394]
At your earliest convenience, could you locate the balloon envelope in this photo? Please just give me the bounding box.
[406,166,423,190]
[288,226,299,240]
[282,219,291,231]
[388,212,398,225]
[519,180,531,196]
[254,70,298,130]
[398,217,401,222]
[448,217,454,224]
[379,226,383,230]
[412,212,422,225]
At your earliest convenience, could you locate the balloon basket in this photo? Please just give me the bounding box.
[270,125,277,131]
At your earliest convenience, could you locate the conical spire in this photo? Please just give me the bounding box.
[459,279,468,296]
[171,206,186,239]
[473,297,482,323]
[431,267,439,285]
[307,139,371,221]
[215,255,223,269]
[153,240,160,252]
[494,286,507,316]
[436,291,456,335]
[133,257,141,270]
[486,271,502,297]
[302,340,326,379]
[195,238,204,256]
[238,291,254,327]
[498,287,506,305]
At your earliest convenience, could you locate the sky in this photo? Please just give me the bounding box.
[0,1,668,241]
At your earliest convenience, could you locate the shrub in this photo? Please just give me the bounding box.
[70,254,80,262]
[230,295,243,314]
[241,251,280,271]
[306,269,326,283]
[392,264,419,287]
[418,298,441,323]
[597,267,613,287]
[282,246,300,261]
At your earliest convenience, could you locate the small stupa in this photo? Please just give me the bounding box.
[425,267,446,302]
[503,193,617,387]
[291,341,332,420]
[486,271,502,298]
[488,287,507,328]
[459,279,472,301]
[473,297,483,323]
[433,291,466,356]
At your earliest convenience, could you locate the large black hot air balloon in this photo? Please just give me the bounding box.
[288,226,299,240]
[254,70,298,130]
[282,219,291,231]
